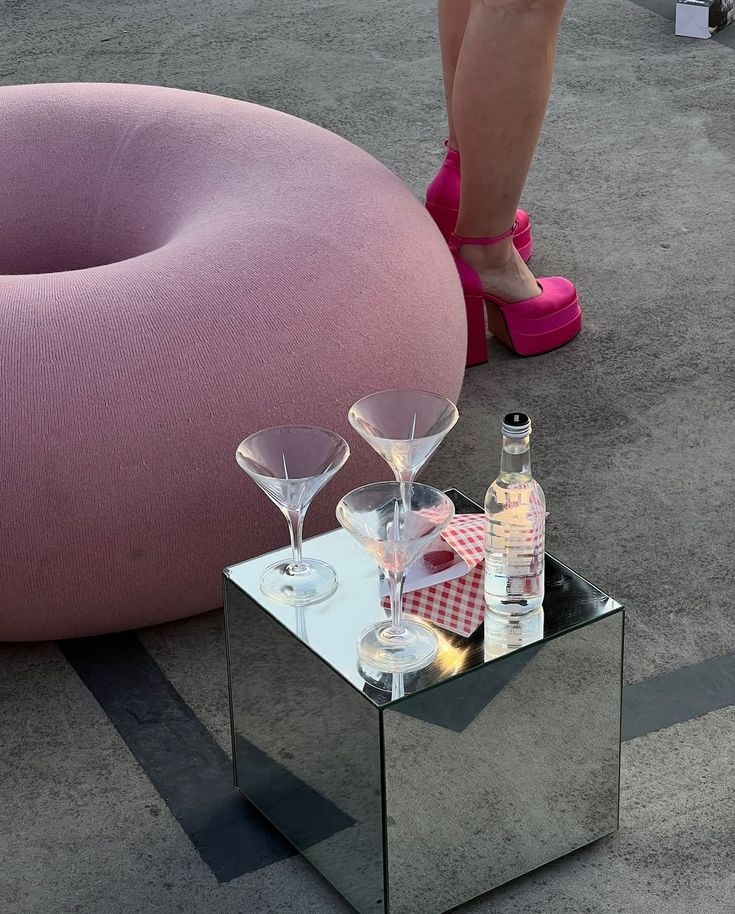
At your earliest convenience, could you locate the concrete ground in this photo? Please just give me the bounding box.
[1,0,734,912]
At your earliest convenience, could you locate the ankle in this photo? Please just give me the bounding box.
[458,238,516,270]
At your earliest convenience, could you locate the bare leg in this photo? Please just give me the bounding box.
[452,0,568,302]
[438,0,471,151]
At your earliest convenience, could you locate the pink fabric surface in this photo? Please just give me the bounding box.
[0,82,467,641]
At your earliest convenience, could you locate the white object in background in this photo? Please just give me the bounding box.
[676,0,735,38]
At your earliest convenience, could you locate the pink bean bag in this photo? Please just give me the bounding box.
[0,82,466,641]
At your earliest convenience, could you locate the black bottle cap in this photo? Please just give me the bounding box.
[502,412,531,438]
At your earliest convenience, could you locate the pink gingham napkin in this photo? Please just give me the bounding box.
[383,514,487,638]
[439,513,485,569]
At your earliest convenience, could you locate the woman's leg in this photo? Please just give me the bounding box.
[452,0,568,302]
[438,0,471,151]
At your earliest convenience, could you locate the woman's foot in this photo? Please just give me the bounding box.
[450,231,581,363]
[457,240,541,303]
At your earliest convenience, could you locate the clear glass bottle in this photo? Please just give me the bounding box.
[484,412,545,618]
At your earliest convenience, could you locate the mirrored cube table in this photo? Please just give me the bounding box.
[224,489,624,914]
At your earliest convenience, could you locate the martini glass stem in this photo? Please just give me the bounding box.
[386,570,406,637]
[394,468,415,519]
[391,672,405,701]
[295,606,308,643]
[285,507,307,574]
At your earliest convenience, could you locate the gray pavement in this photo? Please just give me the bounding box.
[2,636,734,913]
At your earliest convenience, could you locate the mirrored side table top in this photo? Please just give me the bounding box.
[224,488,622,707]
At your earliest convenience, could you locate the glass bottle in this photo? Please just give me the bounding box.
[484,412,545,618]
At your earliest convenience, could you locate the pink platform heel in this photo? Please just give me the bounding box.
[425,140,533,262]
[450,227,582,365]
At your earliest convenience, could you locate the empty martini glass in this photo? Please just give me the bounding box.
[236,426,350,606]
[336,482,455,674]
[348,390,459,484]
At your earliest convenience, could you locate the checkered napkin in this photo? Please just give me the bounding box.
[382,514,487,638]
[440,513,486,565]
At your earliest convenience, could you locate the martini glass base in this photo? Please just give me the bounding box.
[358,659,444,696]
[357,618,439,674]
[259,558,337,607]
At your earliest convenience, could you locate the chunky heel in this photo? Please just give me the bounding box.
[484,300,514,351]
[464,293,489,367]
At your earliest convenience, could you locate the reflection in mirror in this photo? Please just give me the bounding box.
[227,584,385,914]
[383,614,622,914]
[358,622,473,695]
[484,608,544,660]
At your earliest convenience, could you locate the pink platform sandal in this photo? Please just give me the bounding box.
[450,226,582,365]
[425,140,533,262]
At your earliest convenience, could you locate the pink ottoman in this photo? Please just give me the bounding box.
[0,82,467,641]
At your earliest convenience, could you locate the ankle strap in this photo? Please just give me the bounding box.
[450,222,517,248]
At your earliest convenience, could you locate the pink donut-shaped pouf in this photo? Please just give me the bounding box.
[0,82,466,641]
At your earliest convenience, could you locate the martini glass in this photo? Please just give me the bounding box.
[348,390,458,484]
[336,482,455,674]
[236,426,350,606]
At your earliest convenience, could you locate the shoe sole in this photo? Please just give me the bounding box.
[464,294,582,365]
